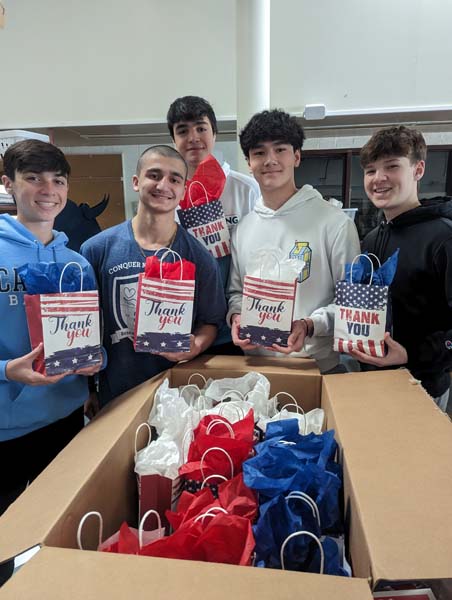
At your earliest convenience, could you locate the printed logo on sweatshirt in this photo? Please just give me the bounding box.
[446,340,452,350]
[111,274,140,344]
[0,266,26,306]
[289,242,312,283]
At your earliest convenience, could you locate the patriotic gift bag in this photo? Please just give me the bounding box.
[334,252,398,357]
[23,261,102,375]
[134,249,195,353]
[178,180,230,258]
[239,249,299,347]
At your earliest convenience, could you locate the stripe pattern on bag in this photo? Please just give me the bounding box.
[333,280,387,357]
[239,275,297,347]
[39,291,101,374]
[134,274,195,353]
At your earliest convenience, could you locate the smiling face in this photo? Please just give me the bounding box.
[247,140,300,198]
[132,151,186,215]
[172,117,216,176]
[2,170,68,228]
[363,155,425,221]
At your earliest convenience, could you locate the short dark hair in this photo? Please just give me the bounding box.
[136,144,188,179]
[3,139,71,180]
[239,109,306,158]
[360,125,427,168]
[166,96,218,139]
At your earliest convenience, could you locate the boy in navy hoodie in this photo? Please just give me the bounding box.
[351,126,452,411]
[0,140,101,519]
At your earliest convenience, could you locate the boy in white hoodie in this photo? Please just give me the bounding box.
[228,109,360,372]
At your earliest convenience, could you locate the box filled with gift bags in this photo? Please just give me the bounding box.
[0,355,451,598]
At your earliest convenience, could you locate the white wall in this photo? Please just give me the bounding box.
[0,0,236,128]
[270,0,452,115]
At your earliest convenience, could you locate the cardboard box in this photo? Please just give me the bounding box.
[321,370,452,589]
[0,546,373,599]
[0,356,450,595]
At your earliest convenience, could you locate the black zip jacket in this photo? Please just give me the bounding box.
[362,196,452,397]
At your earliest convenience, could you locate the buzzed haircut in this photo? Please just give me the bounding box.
[239,109,306,158]
[360,125,427,168]
[3,139,71,180]
[166,96,218,139]
[136,144,188,179]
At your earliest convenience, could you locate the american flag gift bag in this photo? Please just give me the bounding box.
[334,254,388,357]
[134,250,195,353]
[177,180,230,258]
[24,262,102,375]
[239,250,298,347]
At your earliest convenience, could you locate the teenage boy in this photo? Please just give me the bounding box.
[81,145,226,406]
[228,109,361,372]
[0,140,101,516]
[350,126,452,411]
[167,96,260,352]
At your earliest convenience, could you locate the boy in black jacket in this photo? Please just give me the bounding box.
[350,126,452,411]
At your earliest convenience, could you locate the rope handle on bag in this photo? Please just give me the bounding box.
[155,248,184,281]
[181,427,195,463]
[194,506,228,524]
[187,180,209,208]
[280,530,325,573]
[134,422,152,456]
[59,261,84,293]
[138,509,163,548]
[275,393,307,435]
[188,373,207,386]
[200,446,234,480]
[285,491,321,528]
[349,253,382,286]
[77,511,103,550]
[200,474,228,489]
[217,402,246,421]
[206,419,235,438]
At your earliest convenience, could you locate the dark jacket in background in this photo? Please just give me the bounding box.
[362,196,452,397]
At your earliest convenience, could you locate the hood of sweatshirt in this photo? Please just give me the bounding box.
[389,195,452,228]
[0,213,69,262]
[253,185,323,218]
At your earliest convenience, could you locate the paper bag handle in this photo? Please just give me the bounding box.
[280,530,324,573]
[206,419,235,438]
[200,446,234,480]
[59,261,83,293]
[285,491,321,527]
[188,372,207,386]
[349,253,382,286]
[134,422,152,457]
[218,389,245,403]
[194,506,228,524]
[154,248,184,281]
[275,392,306,435]
[258,250,282,281]
[138,509,163,548]
[217,402,246,421]
[188,180,209,207]
[77,510,103,550]
[200,474,228,489]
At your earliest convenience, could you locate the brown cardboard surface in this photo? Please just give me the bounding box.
[0,372,167,563]
[1,547,374,600]
[322,369,452,583]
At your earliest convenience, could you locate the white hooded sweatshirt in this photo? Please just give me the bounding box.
[227,185,361,371]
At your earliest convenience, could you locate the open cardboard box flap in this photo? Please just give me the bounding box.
[0,546,374,600]
[322,369,452,585]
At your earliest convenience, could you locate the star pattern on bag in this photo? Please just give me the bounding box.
[335,281,388,310]
[179,201,223,228]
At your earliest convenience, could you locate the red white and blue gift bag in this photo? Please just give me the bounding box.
[239,276,297,347]
[334,254,390,357]
[134,250,195,353]
[178,177,230,258]
[24,262,102,375]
